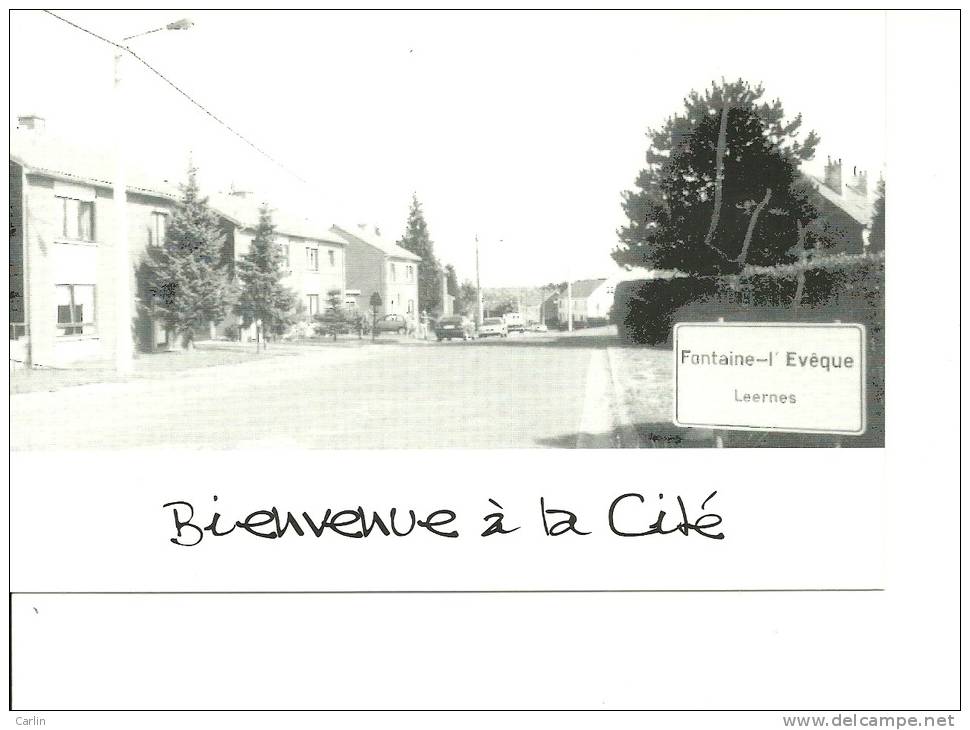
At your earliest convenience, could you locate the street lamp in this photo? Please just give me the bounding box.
[474,235,501,328]
[475,235,481,327]
[122,18,193,42]
[113,18,192,374]
[566,279,573,332]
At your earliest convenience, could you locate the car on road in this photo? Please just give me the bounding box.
[435,316,476,341]
[478,317,508,338]
[529,322,549,333]
[373,313,409,334]
[503,312,526,333]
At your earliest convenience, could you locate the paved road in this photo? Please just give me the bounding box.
[11,330,619,450]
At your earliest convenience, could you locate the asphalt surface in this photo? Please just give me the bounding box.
[11,330,619,450]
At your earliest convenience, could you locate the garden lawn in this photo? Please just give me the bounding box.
[10,345,290,395]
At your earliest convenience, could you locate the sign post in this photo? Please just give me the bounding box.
[673,322,866,436]
[369,292,382,342]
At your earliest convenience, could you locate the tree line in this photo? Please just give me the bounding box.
[139,172,479,351]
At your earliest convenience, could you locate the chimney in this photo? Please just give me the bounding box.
[847,167,868,197]
[17,114,45,132]
[823,156,843,195]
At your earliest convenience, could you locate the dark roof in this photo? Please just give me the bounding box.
[209,192,348,245]
[10,127,180,201]
[333,225,421,262]
[802,172,873,225]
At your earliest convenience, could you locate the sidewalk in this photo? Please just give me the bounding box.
[9,338,391,396]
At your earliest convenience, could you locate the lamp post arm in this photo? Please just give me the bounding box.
[111,17,193,372]
[122,19,193,42]
[122,26,166,42]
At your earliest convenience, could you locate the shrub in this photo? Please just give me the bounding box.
[613,277,716,345]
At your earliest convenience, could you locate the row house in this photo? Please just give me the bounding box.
[210,190,350,336]
[10,116,181,367]
[557,278,614,326]
[9,117,421,367]
[541,290,561,325]
[803,158,879,254]
[334,224,420,322]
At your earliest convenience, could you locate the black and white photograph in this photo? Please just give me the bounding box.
[4,8,960,721]
[9,10,886,450]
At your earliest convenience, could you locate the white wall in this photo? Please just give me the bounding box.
[586,280,616,319]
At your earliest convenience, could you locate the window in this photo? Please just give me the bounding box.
[328,249,336,267]
[147,212,167,246]
[408,299,414,314]
[55,284,96,336]
[390,263,397,282]
[306,294,319,318]
[306,247,319,271]
[58,197,95,242]
[278,240,290,269]
[407,265,414,281]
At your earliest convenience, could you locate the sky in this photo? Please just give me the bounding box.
[10,10,887,288]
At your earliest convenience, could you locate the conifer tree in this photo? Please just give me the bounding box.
[142,165,234,348]
[234,204,298,350]
[614,79,823,275]
[397,194,442,314]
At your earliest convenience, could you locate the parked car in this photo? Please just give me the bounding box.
[478,317,508,338]
[529,322,549,333]
[435,315,476,341]
[373,313,409,334]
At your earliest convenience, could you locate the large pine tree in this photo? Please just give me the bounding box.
[614,79,823,275]
[397,194,442,314]
[143,165,234,348]
[234,204,298,350]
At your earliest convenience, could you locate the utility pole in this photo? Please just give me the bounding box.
[475,233,483,328]
[112,19,193,374]
[113,50,133,373]
[567,279,574,332]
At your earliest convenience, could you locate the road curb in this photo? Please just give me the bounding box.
[576,350,614,449]
[605,346,643,449]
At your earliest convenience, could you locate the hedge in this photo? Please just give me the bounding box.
[613,253,885,445]
[613,253,884,344]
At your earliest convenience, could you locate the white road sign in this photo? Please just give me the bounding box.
[673,322,866,435]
